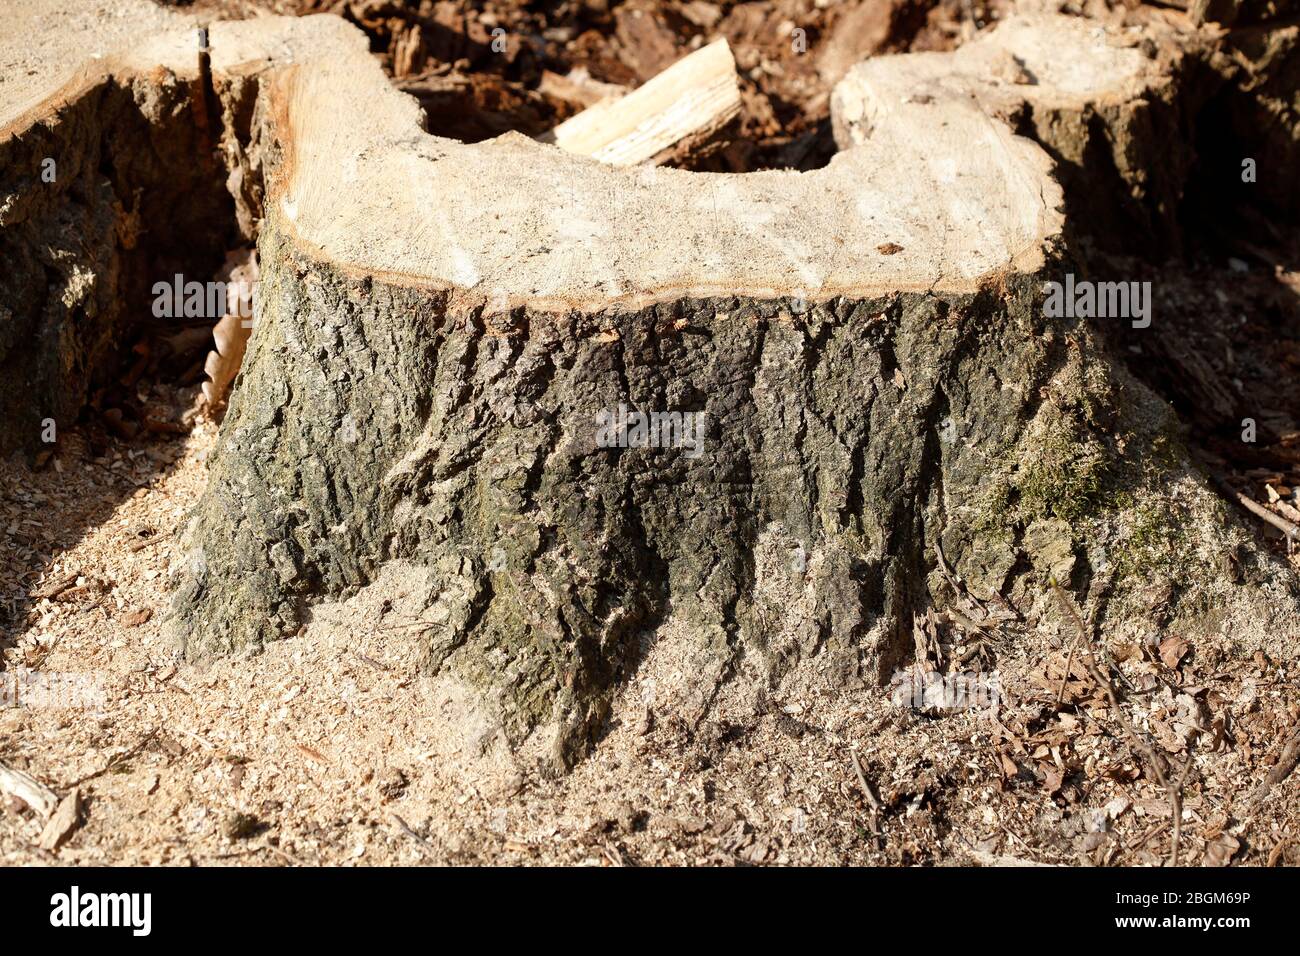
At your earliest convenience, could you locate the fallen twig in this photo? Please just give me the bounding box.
[31,573,77,601]
[1051,583,1171,784]
[849,749,882,811]
[129,531,165,552]
[391,813,437,860]
[1169,738,1198,867]
[60,729,159,789]
[261,842,305,867]
[1250,725,1300,808]
[353,651,390,672]
[1125,819,1167,854]
[1227,486,1300,543]
[1051,585,1087,713]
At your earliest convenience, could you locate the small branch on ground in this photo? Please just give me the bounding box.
[1250,725,1300,809]
[59,729,159,789]
[1223,483,1300,546]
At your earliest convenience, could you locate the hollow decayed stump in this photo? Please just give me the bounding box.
[4,4,1298,770]
[0,1,242,452]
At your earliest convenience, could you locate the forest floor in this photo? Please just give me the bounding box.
[2,0,1299,866]
[1,404,1298,866]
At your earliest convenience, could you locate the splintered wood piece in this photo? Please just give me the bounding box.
[38,787,82,851]
[538,68,629,111]
[0,761,60,818]
[201,248,259,412]
[539,38,741,167]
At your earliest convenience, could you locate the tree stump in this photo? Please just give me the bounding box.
[3,3,1297,771]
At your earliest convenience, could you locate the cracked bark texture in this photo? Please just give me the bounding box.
[167,222,1300,769]
[167,224,1042,764]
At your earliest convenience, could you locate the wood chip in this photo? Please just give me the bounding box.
[201,248,259,412]
[1204,832,1241,866]
[38,787,82,851]
[32,572,77,601]
[121,607,153,627]
[538,67,629,110]
[0,762,59,818]
[295,744,330,766]
[540,39,741,167]
[967,847,1059,867]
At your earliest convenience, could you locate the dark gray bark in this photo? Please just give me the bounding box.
[165,221,1298,771]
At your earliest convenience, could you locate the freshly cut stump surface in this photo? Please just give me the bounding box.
[3,1,1297,771]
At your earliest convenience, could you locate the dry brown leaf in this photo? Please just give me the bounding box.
[1041,765,1064,794]
[1159,635,1190,669]
[998,750,1019,777]
[1204,832,1241,867]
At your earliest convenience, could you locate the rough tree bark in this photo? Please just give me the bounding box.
[2,3,1297,772]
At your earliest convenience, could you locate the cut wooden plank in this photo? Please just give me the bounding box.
[538,38,741,166]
